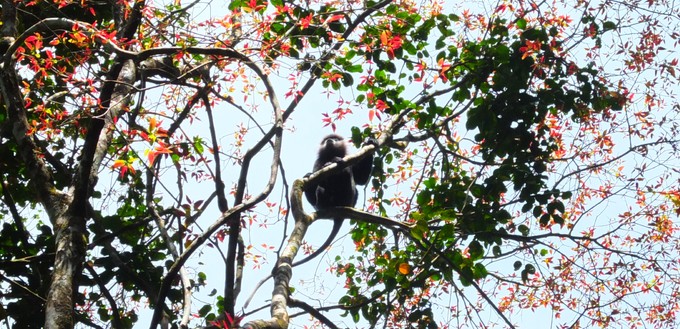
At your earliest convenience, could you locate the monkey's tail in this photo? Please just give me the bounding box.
[292,218,343,267]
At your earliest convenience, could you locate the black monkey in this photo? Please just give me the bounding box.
[294,134,375,266]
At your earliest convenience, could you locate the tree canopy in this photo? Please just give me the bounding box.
[0,0,678,328]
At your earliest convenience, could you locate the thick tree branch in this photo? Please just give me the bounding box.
[0,55,64,220]
[42,58,138,329]
[315,207,413,232]
[240,180,307,329]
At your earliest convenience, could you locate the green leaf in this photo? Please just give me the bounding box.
[347,64,363,73]
[492,246,501,257]
[468,240,484,260]
[513,260,522,271]
[603,21,616,31]
[198,304,211,317]
[473,263,488,279]
[518,225,529,236]
[342,73,354,87]
[516,18,527,30]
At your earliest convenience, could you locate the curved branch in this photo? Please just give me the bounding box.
[150,57,286,329]
[288,299,339,329]
[204,92,229,212]
[84,263,123,328]
[146,170,192,327]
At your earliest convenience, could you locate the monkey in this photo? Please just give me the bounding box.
[241,135,376,310]
[294,134,376,267]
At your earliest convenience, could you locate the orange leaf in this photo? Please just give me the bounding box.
[149,117,158,132]
[147,145,172,165]
[380,31,389,46]
[325,14,343,24]
[111,159,126,169]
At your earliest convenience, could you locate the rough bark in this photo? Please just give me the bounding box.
[43,60,137,329]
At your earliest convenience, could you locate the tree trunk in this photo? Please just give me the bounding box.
[44,212,86,329]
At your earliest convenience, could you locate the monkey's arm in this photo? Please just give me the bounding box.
[352,138,378,185]
[303,172,318,207]
[291,218,342,267]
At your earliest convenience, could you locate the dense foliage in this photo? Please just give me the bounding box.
[0,0,678,328]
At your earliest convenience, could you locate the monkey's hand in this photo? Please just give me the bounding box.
[363,137,378,148]
[331,156,346,166]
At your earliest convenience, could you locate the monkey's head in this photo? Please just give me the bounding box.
[318,134,347,159]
